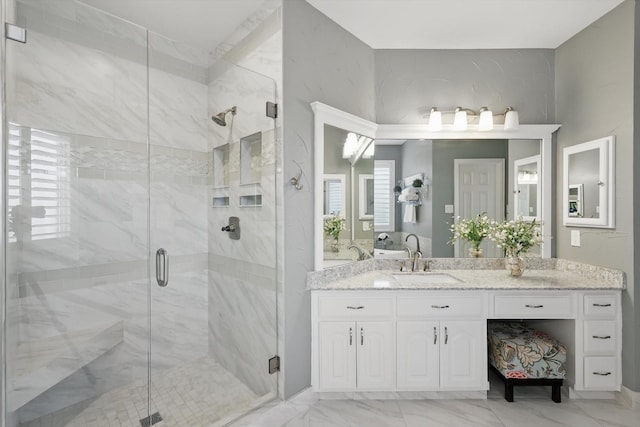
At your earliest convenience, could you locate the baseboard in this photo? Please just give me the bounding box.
[316,390,488,400]
[618,385,640,409]
[569,387,617,400]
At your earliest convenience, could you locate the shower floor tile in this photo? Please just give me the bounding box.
[21,357,274,427]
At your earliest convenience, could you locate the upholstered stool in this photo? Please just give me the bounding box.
[488,321,567,403]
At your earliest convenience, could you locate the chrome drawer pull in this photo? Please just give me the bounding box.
[360,327,364,345]
[433,326,437,344]
[346,306,364,310]
[592,335,612,340]
[444,326,449,344]
[525,304,544,308]
[431,305,450,309]
[349,327,353,345]
[593,371,612,376]
[593,303,612,307]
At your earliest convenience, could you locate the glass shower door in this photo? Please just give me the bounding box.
[3,1,151,426]
[147,43,279,425]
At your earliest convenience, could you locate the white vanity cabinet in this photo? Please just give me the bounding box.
[395,293,487,391]
[311,286,623,396]
[315,294,395,391]
[577,292,621,391]
[396,320,485,390]
[312,291,488,393]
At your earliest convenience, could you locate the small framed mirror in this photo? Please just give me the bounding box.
[513,155,541,221]
[563,136,615,228]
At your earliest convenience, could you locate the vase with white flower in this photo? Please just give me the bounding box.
[489,218,543,277]
[449,213,492,258]
[324,214,346,252]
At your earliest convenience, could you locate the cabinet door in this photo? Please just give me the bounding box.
[357,321,395,390]
[318,322,356,390]
[440,321,486,390]
[397,321,439,389]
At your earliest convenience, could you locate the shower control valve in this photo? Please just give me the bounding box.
[222,216,240,240]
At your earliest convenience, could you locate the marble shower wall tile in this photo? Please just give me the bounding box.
[8,29,148,143]
[149,67,208,152]
[208,269,277,396]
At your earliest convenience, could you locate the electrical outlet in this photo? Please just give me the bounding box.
[445,204,454,214]
[571,230,581,247]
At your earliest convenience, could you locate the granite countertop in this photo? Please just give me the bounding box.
[307,258,626,291]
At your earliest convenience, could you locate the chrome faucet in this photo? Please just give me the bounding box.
[348,244,372,261]
[405,234,422,271]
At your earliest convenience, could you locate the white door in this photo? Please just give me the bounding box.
[454,159,505,257]
[397,321,440,389]
[319,322,356,390]
[357,321,395,390]
[440,321,487,390]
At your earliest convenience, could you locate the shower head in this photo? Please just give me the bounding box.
[212,106,237,126]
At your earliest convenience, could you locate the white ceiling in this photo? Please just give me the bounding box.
[79,0,266,52]
[80,0,625,51]
[306,0,625,49]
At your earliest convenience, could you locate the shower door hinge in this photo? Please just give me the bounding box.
[268,355,280,374]
[266,102,278,119]
[5,23,27,43]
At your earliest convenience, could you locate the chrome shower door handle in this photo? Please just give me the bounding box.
[156,248,169,287]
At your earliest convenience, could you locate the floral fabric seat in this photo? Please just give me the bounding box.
[488,321,567,402]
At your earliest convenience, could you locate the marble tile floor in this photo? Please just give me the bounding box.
[232,377,640,427]
[21,356,275,427]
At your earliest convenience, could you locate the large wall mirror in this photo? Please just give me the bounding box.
[312,102,560,271]
[563,136,615,228]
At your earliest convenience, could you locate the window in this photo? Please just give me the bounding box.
[7,123,71,242]
[374,160,395,231]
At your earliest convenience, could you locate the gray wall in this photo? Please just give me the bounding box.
[432,140,508,257]
[555,0,637,391]
[374,49,555,124]
[282,0,375,398]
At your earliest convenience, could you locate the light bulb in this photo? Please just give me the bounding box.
[504,107,519,130]
[479,107,493,131]
[453,107,467,130]
[428,107,442,131]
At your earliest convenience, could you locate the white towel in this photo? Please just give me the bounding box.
[403,204,416,223]
[401,187,420,201]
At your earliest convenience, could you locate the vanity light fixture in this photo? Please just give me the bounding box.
[453,107,468,130]
[423,105,519,131]
[428,107,442,131]
[478,107,494,131]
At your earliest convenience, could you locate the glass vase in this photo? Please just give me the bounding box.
[331,238,340,252]
[506,255,525,277]
[469,247,483,258]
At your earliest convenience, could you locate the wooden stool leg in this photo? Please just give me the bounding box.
[552,383,561,403]
[505,380,514,402]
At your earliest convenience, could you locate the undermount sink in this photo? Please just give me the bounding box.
[392,273,462,285]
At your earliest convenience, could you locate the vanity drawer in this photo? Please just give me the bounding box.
[397,295,484,318]
[584,357,618,390]
[492,294,575,318]
[317,295,394,318]
[584,321,617,354]
[584,294,617,318]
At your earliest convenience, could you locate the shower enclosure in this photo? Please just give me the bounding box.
[1,1,279,426]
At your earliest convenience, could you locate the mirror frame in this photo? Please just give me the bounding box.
[562,136,615,228]
[312,101,561,270]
